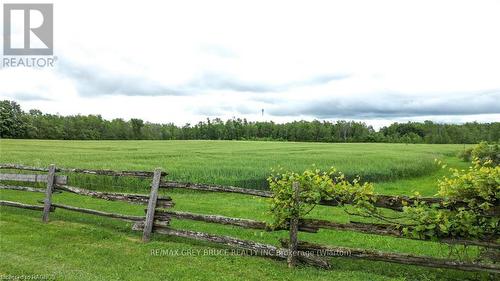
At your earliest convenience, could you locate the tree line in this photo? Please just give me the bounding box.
[1,100,498,143]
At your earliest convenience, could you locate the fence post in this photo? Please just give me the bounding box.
[142,168,162,242]
[287,181,300,268]
[42,164,56,222]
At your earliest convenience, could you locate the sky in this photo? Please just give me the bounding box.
[1,0,499,129]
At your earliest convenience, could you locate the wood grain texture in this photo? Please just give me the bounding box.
[55,185,173,208]
[42,164,56,222]
[300,219,500,249]
[0,200,52,211]
[0,163,167,178]
[0,184,46,193]
[44,202,144,222]
[0,173,67,185]
[287,182,300,268]
[281,239,500,274]
[154,209,318,233]
[142,168,163,242]
[160,180,466,212]
[159,180,272,197]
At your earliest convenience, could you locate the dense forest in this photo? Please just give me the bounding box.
[1,100,499,143]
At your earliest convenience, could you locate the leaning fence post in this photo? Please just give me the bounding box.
[42,164,56,222]
[142,168,162,242]
[287,181,300,268]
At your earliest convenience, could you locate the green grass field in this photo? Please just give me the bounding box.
[0,140,466,187]
[1,139,491,281]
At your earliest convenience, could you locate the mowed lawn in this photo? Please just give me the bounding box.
[1,140,488,281]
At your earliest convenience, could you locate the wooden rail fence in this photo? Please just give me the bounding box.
[0,163,498,274]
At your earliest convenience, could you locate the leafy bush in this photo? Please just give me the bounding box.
[402,159,499,240]
[268,160,499,242]
[458,148,473,162]
[458,141,499,165]
[267,167,374,228]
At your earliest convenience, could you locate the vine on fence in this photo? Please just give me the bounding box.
[267,159,499,243]
[267,166,375,229]
[403,159,499,241]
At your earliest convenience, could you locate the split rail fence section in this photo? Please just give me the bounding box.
[0,163,498,274]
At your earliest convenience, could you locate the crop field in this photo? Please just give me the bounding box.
[1,139,487,281]
[0,140,465,188]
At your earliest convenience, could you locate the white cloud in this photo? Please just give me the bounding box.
[1,0,500,129]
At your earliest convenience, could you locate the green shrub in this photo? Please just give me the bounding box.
[402,159,499,240]
[268,161,499,241]
[267,167,374,228]
[458,141,499,165]
[458,147,473,162]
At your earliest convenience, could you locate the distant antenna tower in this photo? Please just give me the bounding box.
[261,108,264,117]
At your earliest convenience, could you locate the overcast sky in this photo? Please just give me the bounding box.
[1,0,499,129]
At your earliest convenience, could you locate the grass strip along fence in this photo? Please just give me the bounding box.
[0,163,499,274]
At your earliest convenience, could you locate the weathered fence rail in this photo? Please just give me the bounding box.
[0,163,169,229]
[0,184,48,193]
[160,180,485,213]
[55,185,174,208]
[300,218,500,249]
[0,163,499,274]
[131,221,331,269]
[0,200,53,211]
[280,240,500,274]
[153,209,499,248]
[45,201,145,222]
[0,163,167,178]
[0,173,67,185]
[159,180,272,197]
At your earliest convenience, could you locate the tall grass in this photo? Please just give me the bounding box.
[0,140,465,190]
